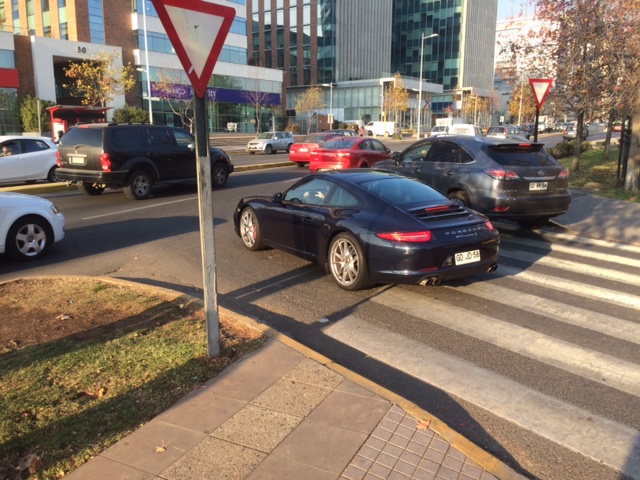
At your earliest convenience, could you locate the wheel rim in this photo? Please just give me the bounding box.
[133,175,150,197]
[330,237,359,286]
[240,210,257,247]
[16,223,47,257]
[213,166,226,185]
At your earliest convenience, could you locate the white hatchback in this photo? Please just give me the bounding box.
[0,192,65,260]
[0,136,59,184]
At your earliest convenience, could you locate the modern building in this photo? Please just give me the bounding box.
[0,0,282,135]
[248,0,498,130]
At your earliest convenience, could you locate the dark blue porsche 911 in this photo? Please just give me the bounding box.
[233,170,500,291]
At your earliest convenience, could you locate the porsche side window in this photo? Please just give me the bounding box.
[284,178,333,205]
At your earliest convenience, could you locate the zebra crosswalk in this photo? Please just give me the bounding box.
[323,232,640,480]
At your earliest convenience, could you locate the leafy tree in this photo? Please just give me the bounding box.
[295,86,325,134]
[112,105,150,123]
[383,73,409,138]
[19,95,55,133]
[153,69,194,132]
[64,50,136,107]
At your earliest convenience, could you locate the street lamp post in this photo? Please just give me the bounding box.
[416,33,438,140]
[141,0,153,124]
[322,83,333,127]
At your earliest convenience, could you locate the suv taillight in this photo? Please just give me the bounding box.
[100,153,112,172]
[484,168,520,180]
[558,168,570,179]
[56,151,62,167]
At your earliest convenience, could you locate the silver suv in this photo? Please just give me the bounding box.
[246,132,294,155]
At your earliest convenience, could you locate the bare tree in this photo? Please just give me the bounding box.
[241,66,273,134]
[295,86,325,135]
[153,69,195,132]
[64,50,135,107]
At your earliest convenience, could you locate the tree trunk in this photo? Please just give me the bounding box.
[571,111,584,171]
[625,89,640,192]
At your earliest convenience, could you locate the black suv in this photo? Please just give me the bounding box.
[56,123,234,200]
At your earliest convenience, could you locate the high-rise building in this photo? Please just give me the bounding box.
[248,0,498,129]
[0,0,282,135]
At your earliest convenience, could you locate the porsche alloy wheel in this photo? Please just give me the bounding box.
[328,233,372,290]
[239,207,264,251]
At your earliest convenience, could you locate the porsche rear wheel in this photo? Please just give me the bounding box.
[328,233,372,290]
[239,207,264,251]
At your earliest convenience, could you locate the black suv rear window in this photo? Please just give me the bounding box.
[484,144,558,167]
[59,127,103,148]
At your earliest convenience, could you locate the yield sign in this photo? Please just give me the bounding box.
[151,0,235,98]
[529,78,553,110]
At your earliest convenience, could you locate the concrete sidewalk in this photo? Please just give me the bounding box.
[66,317,520,480]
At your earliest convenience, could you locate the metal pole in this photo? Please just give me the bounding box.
[142,0,153,124]
[194,94,219,357]
[417,35,424,140]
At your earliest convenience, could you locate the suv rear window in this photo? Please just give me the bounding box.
[59,127,103,148]
[485,144,558,167]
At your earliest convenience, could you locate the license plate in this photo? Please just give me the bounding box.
[455,250,480,265]
[68,155,85,165]
[300,148,308,152]
[529,181,548,191]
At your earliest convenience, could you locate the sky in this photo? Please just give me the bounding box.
[497,0,531,20]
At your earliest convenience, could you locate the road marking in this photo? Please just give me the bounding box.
[81,198,196,220]
[538,230,640,255]
[324,315,640,478]
[370,288,640,397]
[494,264,640,310]
[502,235,640,269]
[444,281,640,344]
[499,247,640,286]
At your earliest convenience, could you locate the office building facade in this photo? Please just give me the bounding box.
[0,0,282,135]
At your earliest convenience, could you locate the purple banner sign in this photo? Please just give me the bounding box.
[150,82,280,106]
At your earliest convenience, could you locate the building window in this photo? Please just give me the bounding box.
[0,50,15,68]
[88,0,105,44]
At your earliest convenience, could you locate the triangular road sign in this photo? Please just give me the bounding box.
[151,0,235,98]
[529,78,553,110]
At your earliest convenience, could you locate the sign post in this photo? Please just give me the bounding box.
[151,0,235,356]
[529,78,553,143]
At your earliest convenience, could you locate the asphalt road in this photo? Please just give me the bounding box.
[1,143,637,480]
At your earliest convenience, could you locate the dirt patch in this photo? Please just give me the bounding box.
[1,277,229,352]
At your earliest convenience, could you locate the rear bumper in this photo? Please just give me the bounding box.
[56,168,128,186]
[471,190,572,220]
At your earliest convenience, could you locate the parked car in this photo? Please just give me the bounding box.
[246,131,294,154]
[429,125,450,137]
[486,125,529,141]
[0,192,65,260]
[308,137,392,173]
[447,124,484,137]
[234,170,500,290]
[612,122,623,132]
[55,123,234,200]
[0,136,59,184]
[289,132,348,167]
[324,129,358,137]
[562,125,588,141]
[376,136,571,228]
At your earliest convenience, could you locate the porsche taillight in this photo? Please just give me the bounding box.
[376,231,432,243]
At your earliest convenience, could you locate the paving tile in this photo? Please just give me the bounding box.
[341,464,367,480]
[155,393,247,434]
[413,467,437,480]
[65,456,154,480]
[307,390,390,433]
[100,420,207,475]
[252,376,334,416]
[460,461,483,479]
[435,465,459,480]
[159,436,266,480]
[284,357,344,388]
[211,403,302,452]
[246,453,337,480]
[204,340,305,402]
[273,418,369,474]
[442,453,464,472]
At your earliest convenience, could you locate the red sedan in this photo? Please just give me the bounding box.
[308,137,392,173]
[289,132,346,167]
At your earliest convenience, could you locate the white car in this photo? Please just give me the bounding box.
[0,136,59,184]
[0,192,65,260]
[246,132,294,154]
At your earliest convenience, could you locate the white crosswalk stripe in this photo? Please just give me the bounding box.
[322,233,640,480]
